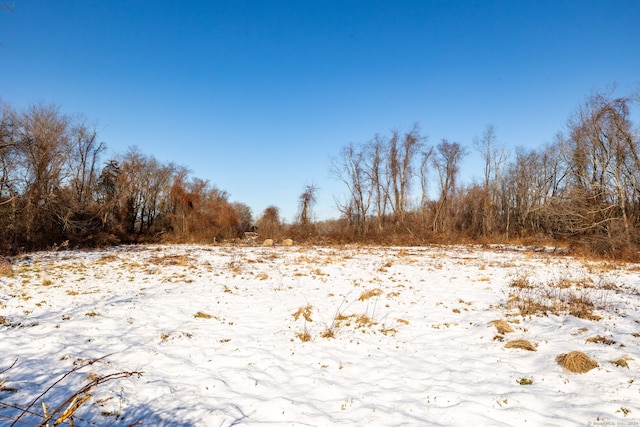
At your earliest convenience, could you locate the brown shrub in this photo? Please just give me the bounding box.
[556,351,599,373]
[0,256,12,277]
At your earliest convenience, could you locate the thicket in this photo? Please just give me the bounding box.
[2,88,639,259]
[0,102,251,254]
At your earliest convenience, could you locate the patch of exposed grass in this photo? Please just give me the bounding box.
[293,305,313,322]
[517,377,533,385]
[492,319,514,334]
[194,311,213,319]
[586,335,615,345]
[148,254,193,266]
[556,351,599,373]
[504,339,537,351]
[95,254,120,264]
[611,357,631,368]
[358,288,383,301]
[296,328,312,342]
[507,274,609,320]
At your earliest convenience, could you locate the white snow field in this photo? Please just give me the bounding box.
[1,244,639,426]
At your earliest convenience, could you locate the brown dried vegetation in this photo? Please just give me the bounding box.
[556,351,599,373]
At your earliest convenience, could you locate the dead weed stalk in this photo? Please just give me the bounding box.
[1,355,142,427]
[507,273,612,320]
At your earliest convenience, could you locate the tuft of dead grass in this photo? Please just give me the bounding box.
[95,254,120,264]
[149,254,193,266]
[504,339,537,351]
[492,319,515,334]
[611,357,631,368]
[556,351,599,373]
[585,335,615,345]
[194,311,213,319]
[293,305,313,322]
[358,288,383,301]
[296,329,312,342]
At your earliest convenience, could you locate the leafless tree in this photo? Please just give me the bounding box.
[297,184,318,226]
[473,124,508,236]
[557,89,640,250]
[432,140,466,233]
[331,142,371,234]
[386,126,424,229]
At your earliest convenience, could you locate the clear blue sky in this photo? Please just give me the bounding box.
[1,1,639,221]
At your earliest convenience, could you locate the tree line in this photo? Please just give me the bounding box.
[329,89,640,257]
[2,88,639,258]
[0,102,253,254]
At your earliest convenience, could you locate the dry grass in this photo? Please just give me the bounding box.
[507,273,609,320]
[611,357,631,368]
[585,335,615,345]
[296,328,312,342]
[358,288,383,301]
[95,254,120,264]
[492,319,514,334]
[194,311,213,319]
[293,305,313,322]
[0,256,13,277]
[149,254,193,266]
[504,339,537,351]
[556,351,599,373]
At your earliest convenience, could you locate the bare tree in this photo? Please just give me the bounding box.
[16,103,71,244]
[297,184,318,226]
[558,89,639,250]
[366,134,389,232]
[432,140,466,233]
[387,126,424,229]
[473,124,508,236]
[331,142,371,234]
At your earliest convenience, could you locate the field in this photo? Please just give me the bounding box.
[1,244,639,426]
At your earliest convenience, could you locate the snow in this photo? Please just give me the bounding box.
[1,244,639,426]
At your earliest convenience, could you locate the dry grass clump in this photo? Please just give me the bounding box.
[293,305,313,322]
[148,254,192,266]
[359,288,383,301]
[504,339,537,351]
[611,357,631,368]
[296,329,312,342]
[556,351,599,373]
[95,254,120,264]
[492,319,515,334]
[194,311,213,319]
[586,335,615,345]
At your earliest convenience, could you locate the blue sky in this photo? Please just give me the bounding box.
[1,1,639,221]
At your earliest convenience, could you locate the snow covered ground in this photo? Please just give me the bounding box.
[1,244,639,426]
